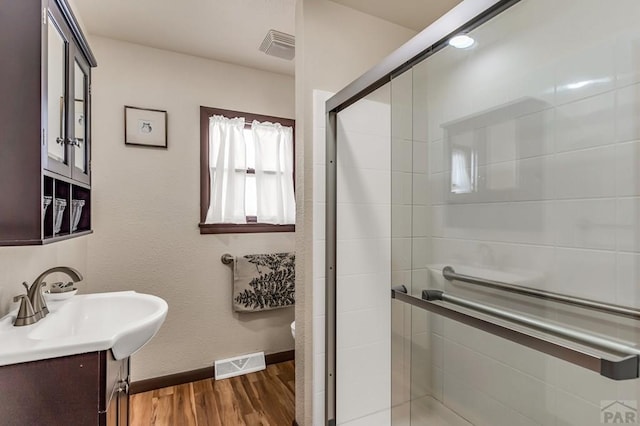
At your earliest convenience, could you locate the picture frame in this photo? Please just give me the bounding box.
[124,105,168,148]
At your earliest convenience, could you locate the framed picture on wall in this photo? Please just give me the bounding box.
[124,105,168,148]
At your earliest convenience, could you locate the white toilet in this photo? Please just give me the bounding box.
[290,321,295,339]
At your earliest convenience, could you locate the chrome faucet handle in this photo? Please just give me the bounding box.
[13,294,37,327]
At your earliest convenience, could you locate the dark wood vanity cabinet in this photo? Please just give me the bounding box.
[0,0,97,246]
[0,351,130,426]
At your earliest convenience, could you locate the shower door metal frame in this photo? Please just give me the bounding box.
[324,0,521,424]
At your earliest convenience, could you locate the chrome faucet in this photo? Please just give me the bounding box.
[13,266,83,326]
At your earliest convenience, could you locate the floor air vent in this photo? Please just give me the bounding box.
[214,352,266,380]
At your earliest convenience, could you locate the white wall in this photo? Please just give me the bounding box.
[0,238,89,318]
[87,36,296,381]
[408,0,640,424]
[295,1,416,424]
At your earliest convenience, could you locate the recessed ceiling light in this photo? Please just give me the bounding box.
[449,34,475,49]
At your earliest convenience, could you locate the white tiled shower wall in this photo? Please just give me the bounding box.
[390,68,439,426]
[312,90,331,426]
[336,85,392,426]
[408,0,640,425]
[312,88,393,426]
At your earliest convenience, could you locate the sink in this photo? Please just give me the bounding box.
[0,291,168,366]
[28,291,168,359]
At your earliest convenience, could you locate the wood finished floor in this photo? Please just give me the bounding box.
[129,361,295,426]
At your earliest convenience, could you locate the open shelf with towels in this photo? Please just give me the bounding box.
[41,174,92,244]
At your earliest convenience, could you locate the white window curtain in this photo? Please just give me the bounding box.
[451,149,473,194]
[205,115,246,224]
[252,120,296,224]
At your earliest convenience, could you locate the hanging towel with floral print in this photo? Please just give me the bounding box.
[233,252,295,312]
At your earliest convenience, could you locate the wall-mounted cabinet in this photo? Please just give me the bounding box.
[0,0,97,246]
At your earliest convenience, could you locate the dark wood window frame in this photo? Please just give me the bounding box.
[199,106,295,234]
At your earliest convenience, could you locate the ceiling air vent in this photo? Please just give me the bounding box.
[259,29,295,60]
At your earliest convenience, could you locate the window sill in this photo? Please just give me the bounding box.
[199,223,295,234]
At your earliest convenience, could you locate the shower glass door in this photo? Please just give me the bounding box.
[390,0,640,425]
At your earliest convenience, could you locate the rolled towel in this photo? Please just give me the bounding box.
[233,252,295,312]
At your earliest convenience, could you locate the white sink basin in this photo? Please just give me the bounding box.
[0,291,168,366]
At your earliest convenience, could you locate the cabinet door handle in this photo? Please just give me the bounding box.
[65,138,80,147]
[55,137,65,145]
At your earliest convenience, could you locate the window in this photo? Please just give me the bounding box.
[199,106,296,234]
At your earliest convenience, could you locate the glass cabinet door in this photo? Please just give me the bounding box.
[71,57,90,184]
[44,1,91,185]
[45,12,71,176]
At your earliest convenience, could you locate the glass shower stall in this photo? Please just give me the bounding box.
[325,0,640,425]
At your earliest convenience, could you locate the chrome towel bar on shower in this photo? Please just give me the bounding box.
[391,285,640,381]
[442,266,640,320]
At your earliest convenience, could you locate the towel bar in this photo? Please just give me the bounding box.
[220,254,234,265]
[442,266,640,320]
[391,285,640,380]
